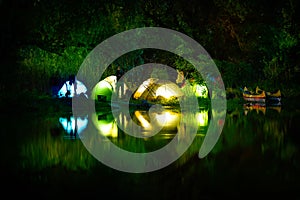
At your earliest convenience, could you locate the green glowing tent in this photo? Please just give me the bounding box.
[91,76,116,101]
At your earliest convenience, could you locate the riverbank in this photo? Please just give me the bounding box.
[1,88,299,116]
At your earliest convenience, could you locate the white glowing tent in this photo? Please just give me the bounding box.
[57,80,88,98]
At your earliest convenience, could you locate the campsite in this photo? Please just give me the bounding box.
[1,0,299,199]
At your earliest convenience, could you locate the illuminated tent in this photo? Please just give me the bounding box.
[91,76,117,101]
[193,84,208,98]
[57,80,88,98]
[133,78,184,101]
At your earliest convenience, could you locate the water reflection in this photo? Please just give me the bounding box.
[59,115,88,139]
[196,110,209,128]
[20,115,97,171]
[91,111,118,138]
[69,108,210,162]
[223,103,294,162]
[243,102,282,115]
[79,108,210,171]
[90,108,209,140]
[14,102,300,196]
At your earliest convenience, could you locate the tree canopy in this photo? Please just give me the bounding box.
[1,0,299,100]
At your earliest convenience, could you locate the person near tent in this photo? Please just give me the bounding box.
[65,75,76,97]
[116,66,124,81]
[50,70,61,98]
[116,66,125,98]
[176,70,188,88]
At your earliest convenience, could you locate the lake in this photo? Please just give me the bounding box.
[1,99,299,199]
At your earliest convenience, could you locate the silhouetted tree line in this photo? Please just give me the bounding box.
[0,0,299,104]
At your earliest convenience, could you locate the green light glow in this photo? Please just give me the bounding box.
[91,113,118,138]
[193,84,208,98]
[91,76,116,100]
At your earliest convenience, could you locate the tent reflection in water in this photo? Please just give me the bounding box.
[59,115,88,139]
[133,78,184,101]
[92,112,118,138]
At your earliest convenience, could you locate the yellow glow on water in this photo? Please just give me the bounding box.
[91,113,118,138]
[155,111,180,127]
[134,111,151,129]
[97,122,118,138]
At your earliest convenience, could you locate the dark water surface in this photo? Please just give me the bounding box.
[1,101,300,199]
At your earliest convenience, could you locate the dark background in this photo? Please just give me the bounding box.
[1,0,299,107]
